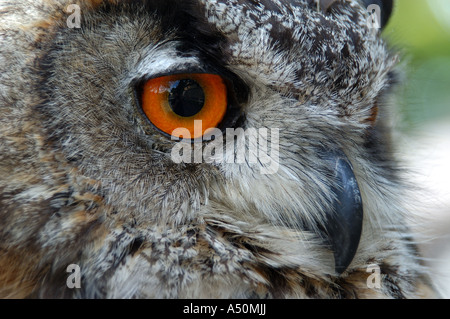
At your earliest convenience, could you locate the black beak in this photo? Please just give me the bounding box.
[320,149,364,275]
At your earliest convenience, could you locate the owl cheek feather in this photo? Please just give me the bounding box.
[319,148,364,275]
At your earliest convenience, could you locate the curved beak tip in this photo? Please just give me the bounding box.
[320,149,364,275]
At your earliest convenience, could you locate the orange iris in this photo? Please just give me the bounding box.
[141,73,227,139]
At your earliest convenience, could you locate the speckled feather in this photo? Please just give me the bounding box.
[0,0,437,298]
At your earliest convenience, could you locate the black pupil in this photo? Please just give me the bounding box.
[168,79,205,117]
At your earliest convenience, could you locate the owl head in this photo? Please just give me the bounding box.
[0,0,436,298]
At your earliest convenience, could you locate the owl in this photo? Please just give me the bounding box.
[0,0,439,298]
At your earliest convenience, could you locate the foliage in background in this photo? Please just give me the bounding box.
[384,0,450,130]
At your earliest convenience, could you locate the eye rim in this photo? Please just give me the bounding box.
[134,70,247,142]
[141,73,227,140]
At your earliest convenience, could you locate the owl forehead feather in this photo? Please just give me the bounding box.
[64,0,392,105]
[188,0,391,98]
[75,0,377,64]
[192,0,380,61]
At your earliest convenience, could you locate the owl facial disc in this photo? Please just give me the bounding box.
[320,149,364,275]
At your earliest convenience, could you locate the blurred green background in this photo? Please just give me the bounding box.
[383,0,450,298]
[384,0,450,131]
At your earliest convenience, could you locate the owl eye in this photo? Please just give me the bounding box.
[141,73,227,139]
